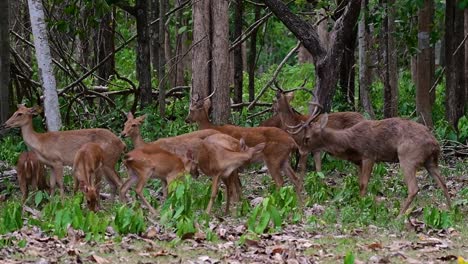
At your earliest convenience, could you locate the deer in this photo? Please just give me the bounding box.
[120,112,243,204]
[16,151,48,204]
[121,144,194,214]
[187,133,266,214]
[272,89,364,180]
[72,143,105,212]
[290,109,452,216]
[185,91,302,195]
[0,105,125,199]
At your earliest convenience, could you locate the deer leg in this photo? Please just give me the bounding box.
[225,171,241,203]
[206,174,220,214]
[135,176,156,215]
[73,176,79,194]
[296,152,308,184]
[313,151,322,172]
[265,157,284,188]
[19,176,27,204]
[359,159,374,196]
[161,180,168,199]
[120,170,138,202]
[101,166,122,201]
[425,162,451,209]
[224,178,231,215]
[50,164,64,198]
[399,162,419,216]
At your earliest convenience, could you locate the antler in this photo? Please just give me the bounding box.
[287,98,323,135]
[204,87,217,101]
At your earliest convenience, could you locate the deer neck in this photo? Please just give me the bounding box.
[20,120,42,151]
[278,105,301,127]
[131,129,146,148]
[197,111,214,130]
[319,127,352,154]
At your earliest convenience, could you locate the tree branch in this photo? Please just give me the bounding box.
[114,1,137,16]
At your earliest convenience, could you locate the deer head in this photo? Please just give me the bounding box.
[303,113,329,149]
[80,180,99,212]
[185,89,216,124]
[121,112,146,138]
[1,105,42,129]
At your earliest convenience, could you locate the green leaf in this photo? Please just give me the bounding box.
[35,191,44,207]
[269,205,282,227]
[255,211,270,234]
[344,251,355,264]
[178,26,188,34]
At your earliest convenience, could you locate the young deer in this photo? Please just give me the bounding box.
[185,92,302,195]
[299,113,451,215]
[1,105,125,198]
[121,144,194,214]
[16,151,48,203]
[120,112,243,203]
[73,143,104,212]
[187,133,266,214]
[273,91,364,178]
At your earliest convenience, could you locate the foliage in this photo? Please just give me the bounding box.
[423,206,453,229]
[0,202,23,234]
[114,204,146,235]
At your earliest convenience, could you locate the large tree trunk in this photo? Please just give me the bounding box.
[445,0,466,129]
[339,28,357,109]
[358,0,375,119]
[158,0,167,116]
[192,0,211,98]
[383,0,398,117]
[28,0,61,131]
[211,0,230,124]
[233,0,244,105]
[264,0,361,112]
[133,0,153,107]
[416,0,434,127]
[247,5,260,102]
[0,0,9,124]
[96,10,115,85]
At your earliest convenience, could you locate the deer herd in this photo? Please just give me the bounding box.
[0,89,452,217]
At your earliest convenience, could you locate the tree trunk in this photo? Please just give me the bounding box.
[0,0,10,124]
[248,5,260,102]
[339,28,357,109]
[264,0,361,112]
[174,0,187,87]
[445,0,466,129]
[233,0,244,105]
[384,0,398,117]
[28,0,61,131]
[96,10,115,85]
[150,0,160,105]
[211,0,230,124]
[133,0,153,107]
[358,0,375,119]
[416,0,434,127]
[159,0,167,117]
[192,0,211,98]
[465,9,468,107]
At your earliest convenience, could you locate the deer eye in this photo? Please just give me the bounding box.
[131,124,136,127]
[17,113,23,116]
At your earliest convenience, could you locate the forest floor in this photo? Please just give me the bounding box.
[0,157,467,264]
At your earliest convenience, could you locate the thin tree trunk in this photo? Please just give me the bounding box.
[465,9,468,107]
[174,0,187,86]
[159,0,167,116]
[96,10,115,85]
[339,28,357,109]
[416,0,433,127]
[358,0,375,119]
[192,0,211,98]
[248,5,260,102]
[150,0,160,100]
[135,0,153,107]
[28,0,61,131]
[211,0,230,124]
[387,0,398,117]
[0,0,10,123]
[233,0,244,105]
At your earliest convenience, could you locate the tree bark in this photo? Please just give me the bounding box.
[233,0,244,105]
[465,8,468,107]
[192,0,211,98]
[339,27,357,109]
[383,0,398,117]
[248,5,260,102]
[416,0,434,127]
[174,0,188,87]
[158,0,167,116]
[96,10,115,85]
[264,0,361,112]
[211,0,230,124]
[445,0,466,129]
[0,0,10,124]
[28,0,61,131]
[358,0,375,119]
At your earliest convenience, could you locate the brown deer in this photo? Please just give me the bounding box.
[121,144,193,214]
[73,143,105,212]
[297,113,451,215]
[1,105,125,198]
[273,90,364,179]
[120,112,243,203]
[187,134,266,214]
[185,92,302,195]
[16,151,48,203]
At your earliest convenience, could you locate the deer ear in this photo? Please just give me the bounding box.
[17,104,26,109]
[319,113,328,129]
[136,115,146,123]
[30,106,43,115]
[127,112,134,119]
[285,92,294,102]
[186,149,194,161]
[239,138,248,151]
[203,99,211,112]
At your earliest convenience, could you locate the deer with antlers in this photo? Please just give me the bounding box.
[1,105,125,198]
[16,151,48,203]
[289,106,451,215]
[120,112,243,204]
[272,87,364,179]
[185,90,302,195]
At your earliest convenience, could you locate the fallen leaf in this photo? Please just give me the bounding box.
[89,254,110,264]
[367,242,383,251]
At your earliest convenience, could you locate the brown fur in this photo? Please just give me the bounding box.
[2,105,125,198]
[73,143,104,212]
[186,96,302,194]
[188,133,266,214]
[305,115,451,215]
[16,151,47,203]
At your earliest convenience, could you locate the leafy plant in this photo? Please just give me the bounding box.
[114,204,146,235]
[0,202,23,234]
[423,206,453,229]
